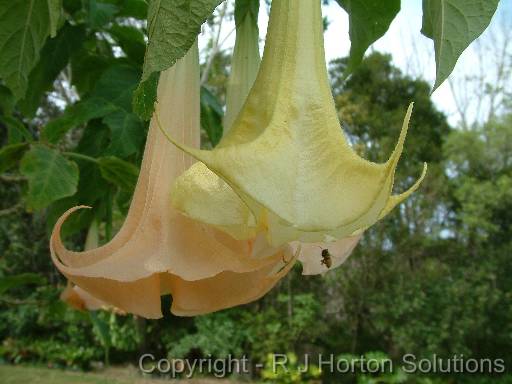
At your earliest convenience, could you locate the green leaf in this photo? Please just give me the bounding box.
[422,0,500,91]
[42,63,140,143]
[118,0,147,19]
[70,52,113,95]
[19,24,86,117]
[0,0,52,99]
[133,71,159,120]
[87,0,119,29]
[20,145,79,210]
[142,0,222,82]
[200,86,223,146]
[135,0,222,114]
[98,156,139,191]
[48,0,63,37]
[108,25,146,65]
[76,120,111,157]
[0,85,14,115]
[0,115,33,144]
[91,63,140,111]
[104,111,144,157]
[41,98,118,143]
[234,0,259,26]
[0,143,29,173]
[90,312,111,348]
[336,0,400,74]
[0,273,46,295]
[201,85,223,116]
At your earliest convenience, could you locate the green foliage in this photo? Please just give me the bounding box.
[108,25,146,65]
[0,285,101,368]
[142,0,222,81]
[334,0,501,90]
[261,352,321,384]
[132,72,159,121]
[200,86,224,147]
[134,0,223,119]
[41,98,117,144]
[336,0,400,75]
[19,24,86,117]
[20,145,79,210]
[47,0,63,37]
[87,0,119,29]
[169,311,246,358]
[0,0,52,99]
[338,351,408,384]
[421,0,500,91]
[103,111,144,157]
[243,292,324,362]
[0,116,33,144]
[98,156,139,192]
[118,0,147,19]
[0,143,29,173]
[0,273,45,295]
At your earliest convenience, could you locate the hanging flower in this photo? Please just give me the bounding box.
[164,0,426,252]
[50,42,295,319]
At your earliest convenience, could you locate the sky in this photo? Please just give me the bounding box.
[199,0,512,127]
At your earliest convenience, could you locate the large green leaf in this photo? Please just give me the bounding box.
[422,0,500,91]
[134,0,222,119]
[91,63,140,111]
[108,25,146,65]
[20,145,79,210]
[0,273,46,295]
[0,115,33,144]
[0,0,52,99]
[336,0,400,74]
[98,156,139,191]
[48,0,63,37]
[87,0,119,29]
[42,63,140,143]
[104,111,144,157]
[0,85,14,115]
[76,120,111,157]
[118,0,147,19]
[142,0,222,82]
[41,98,118,143]
[70,52,113,95]
[19,24,86,117]
[0,143,29,173]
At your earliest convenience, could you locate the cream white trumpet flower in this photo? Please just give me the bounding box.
[170,4,363,276]
[166,0,425,259]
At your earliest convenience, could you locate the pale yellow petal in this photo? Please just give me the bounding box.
[224,11,261,131]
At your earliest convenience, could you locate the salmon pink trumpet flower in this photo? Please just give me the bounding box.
[50,42,295,319]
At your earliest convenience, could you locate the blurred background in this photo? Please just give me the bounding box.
[0,0,511,383]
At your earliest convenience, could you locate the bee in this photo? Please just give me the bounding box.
[321,249,332,269]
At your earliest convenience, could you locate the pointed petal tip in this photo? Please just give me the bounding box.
[378,161,428,220]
